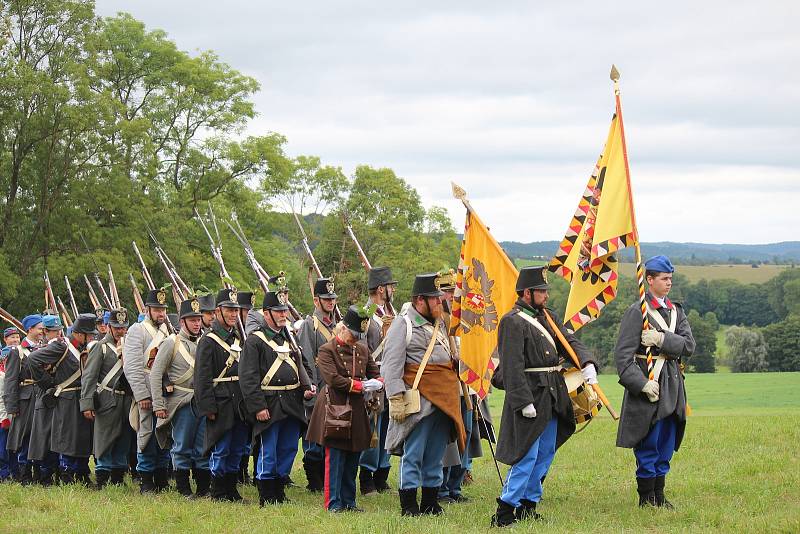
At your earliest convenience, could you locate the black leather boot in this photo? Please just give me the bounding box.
[276,477,290,503]
[139,471,156,494]
[373,467,391,493]
[359,467,376,495]
[175,469,193,497]
[399,487,420,516]
[239,456,249,484]
[210,474,230,501]
[420,486,444,515]
[304,459,324,493]
[94,469,110,489]
[193,468,211,498]
[491,498,517,528]
[226,472,244,502]
[59,470,75,485]
[516,499,542,521]
[258,479,277,507]
[153,468,170,493]
[654,475,674,509]
[109,468,126,485]
[637,477,657,507]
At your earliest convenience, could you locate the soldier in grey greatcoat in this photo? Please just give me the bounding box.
[489,267,596,527]
[3,316,44,484]
[80,308,131,487]
[358,266,397,495]
[150,297,210,498]
[614,255,694,509]
[123,288,172,493]
[29,314,96,485]
[26,315,63,485]
[382,273,465,517]
[295,277,337,493]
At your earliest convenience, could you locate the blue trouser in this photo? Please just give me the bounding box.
[16,443,30,469]
[0,428,14,479]
[60,455,90,475]
[170,405,209,471]
[634,415,677,478]
[325,447,360,511]
[399,408,451,490]
[95,425,133,472]
[440,398,474,498]
[255,417,300,480]
[210,418,249,477]
[500,416,558,507]
[359,406,391,471]
[34,451,59,477]
[303,439,324,463]
[136,415,171,473]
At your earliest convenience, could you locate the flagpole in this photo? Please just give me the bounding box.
[611,65,653,381]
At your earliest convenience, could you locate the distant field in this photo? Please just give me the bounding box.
[514,259,792,283]
[619,263,791,284]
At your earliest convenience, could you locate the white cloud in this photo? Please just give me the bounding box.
[95,0,800,243]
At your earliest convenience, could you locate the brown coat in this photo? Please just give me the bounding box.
[306,338,380,452]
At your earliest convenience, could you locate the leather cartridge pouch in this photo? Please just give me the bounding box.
[323,388,352,440]
[388,318,440,418]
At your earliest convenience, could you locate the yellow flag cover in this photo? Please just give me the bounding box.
[450,211,519,399]
[548,113,636,332]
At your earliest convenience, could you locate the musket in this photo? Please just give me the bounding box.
[153,247,186,307]
[129,273,145,315]
[226,215,303,322]
[146,222,191,298]
[43,270,58,313]
[57,297,73,327]
[64,276,79,318]
[107,265,121,309]
[291,210,342,322]
[83,274,101,311]
[79,232,113,309]
[131,241,156,291]
[195,204,247,338]
[0,306,26,333]
[342,212,397,316]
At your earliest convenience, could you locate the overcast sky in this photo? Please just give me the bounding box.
[96,1,799,244]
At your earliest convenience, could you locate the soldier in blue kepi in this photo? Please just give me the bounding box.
[615,255,695,509]
[489,266,596,527]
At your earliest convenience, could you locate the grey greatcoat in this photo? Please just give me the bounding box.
[149,330,198,449]
[80,333,131,458]
[239,326,311,446]
[296,309,335,412]
[123,318,169,451]
[3,341,37,452]
[28,338,92,457]
[381,307,458,454]
[493,302,594,466]
[615,295,695,449]
[194,321,245,455]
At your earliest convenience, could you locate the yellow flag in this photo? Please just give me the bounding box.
[451,210,519,399]
[548,113,636,331]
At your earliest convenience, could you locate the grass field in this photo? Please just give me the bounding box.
[1,373,798,533]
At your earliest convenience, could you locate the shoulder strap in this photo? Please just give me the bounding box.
[207,331,241,386]
[170,336,196,387]
[411,318,442,391]
[312,315,333,342]
[516,310,558,351]
[253,331,298,387]
[645,302,677,333]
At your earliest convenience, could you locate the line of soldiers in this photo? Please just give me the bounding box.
[0,256,693,525]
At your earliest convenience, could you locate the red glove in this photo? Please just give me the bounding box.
[0,419,10,430]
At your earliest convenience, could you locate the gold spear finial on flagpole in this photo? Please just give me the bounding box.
[610,64,621,95]
[451,181,475,213]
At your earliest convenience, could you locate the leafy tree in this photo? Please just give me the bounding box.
[687,310,717,373]
[761,315,800,372]
[726,326,768,373]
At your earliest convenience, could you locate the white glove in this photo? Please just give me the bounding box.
[641,329,665,348]
[521,403,537,418]
[641,380,660,403]
[362,378,384,392]
[581,363,598,385]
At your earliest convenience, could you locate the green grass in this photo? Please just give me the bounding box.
[2,373,799,533]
